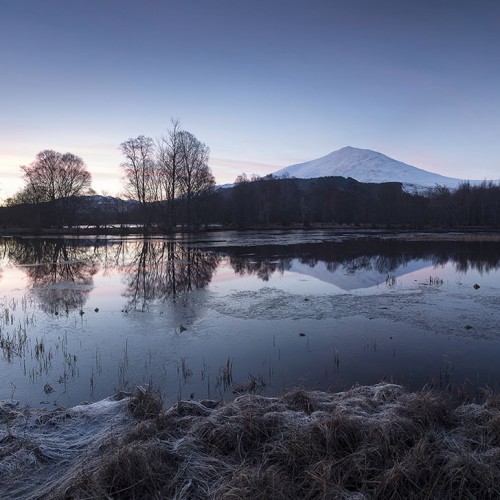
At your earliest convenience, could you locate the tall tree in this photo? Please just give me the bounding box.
[120,135,158,228]
[157,120,215,229]
[177,130,215,227]
[157,120,183,231]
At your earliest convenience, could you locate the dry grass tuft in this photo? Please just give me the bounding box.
[127,385,163,420]
[5,383,500,499]
[97,441,179,498]
[280,386,318,414]
[396,386,457,428]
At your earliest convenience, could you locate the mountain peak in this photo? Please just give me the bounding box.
[272,147,463,190]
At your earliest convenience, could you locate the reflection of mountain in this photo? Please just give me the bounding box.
[5,238,99,314]
[122,241,220,311]
[219,239,500,288]
[289,258,431,291]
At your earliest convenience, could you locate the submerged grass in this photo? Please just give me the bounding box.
[3,383,500,499]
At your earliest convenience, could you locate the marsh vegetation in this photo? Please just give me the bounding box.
[2,384,500,498]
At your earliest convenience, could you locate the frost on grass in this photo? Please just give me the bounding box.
[2,384,500,499]
[0,392,133,499]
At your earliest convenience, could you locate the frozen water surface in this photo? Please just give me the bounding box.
[1,231,500,408]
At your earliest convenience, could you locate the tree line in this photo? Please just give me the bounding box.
[2,127,500,230]
[200,175,500,229]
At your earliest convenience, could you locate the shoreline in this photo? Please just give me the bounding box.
[1,225,500,241]
[2,383,500,498]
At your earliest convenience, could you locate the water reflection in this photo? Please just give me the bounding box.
[1,235,500,407]
[1,238,220,312]
[229,254,292,281]
[2,237,500,304]
[120,241,220,311]
[6,239,99,314]
[219,239,500,281]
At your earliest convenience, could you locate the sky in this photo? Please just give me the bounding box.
[1,0,499,200]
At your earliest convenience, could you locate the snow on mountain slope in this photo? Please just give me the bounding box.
[273,147,469,191]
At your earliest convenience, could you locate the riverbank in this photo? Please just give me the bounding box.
[2,384,500,499]
[1,224,500,240]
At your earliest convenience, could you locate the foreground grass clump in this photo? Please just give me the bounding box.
[3,384,500,499]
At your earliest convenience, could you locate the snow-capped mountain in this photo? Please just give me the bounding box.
[273,147,471,192]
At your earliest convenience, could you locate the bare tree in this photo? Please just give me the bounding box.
[119,122,215,231]
[120,135,158,228]
[157,122,215,229]
[177,130,215,227]
[21,150,92,202]
[18,150,93,227]
[7,182,44,205]
[157,119,183,230]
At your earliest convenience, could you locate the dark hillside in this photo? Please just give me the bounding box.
[2,177,500,231]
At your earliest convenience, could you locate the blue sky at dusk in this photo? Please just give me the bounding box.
[1,0,499,199]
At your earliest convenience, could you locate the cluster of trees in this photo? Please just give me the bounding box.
[3,170,500,230]
[426,181,500,227]
[120,120,215,229]
[2,121,215,231]
[11,149,93,204]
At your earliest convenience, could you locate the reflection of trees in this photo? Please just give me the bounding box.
[122,241,220,311]
[0,237,220,314]
[222,240,500,282]
[5,238,98,314]
[229,253,292,281]
[2,235,500,314]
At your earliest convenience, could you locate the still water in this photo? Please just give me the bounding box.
[1,231,500,407]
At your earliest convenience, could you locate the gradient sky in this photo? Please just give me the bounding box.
[1,0,499,200]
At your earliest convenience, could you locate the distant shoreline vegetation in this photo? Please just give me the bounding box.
[2,224,500,239]
[2,175,500,233]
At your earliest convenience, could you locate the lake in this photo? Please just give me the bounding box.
[1,230,500,407]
